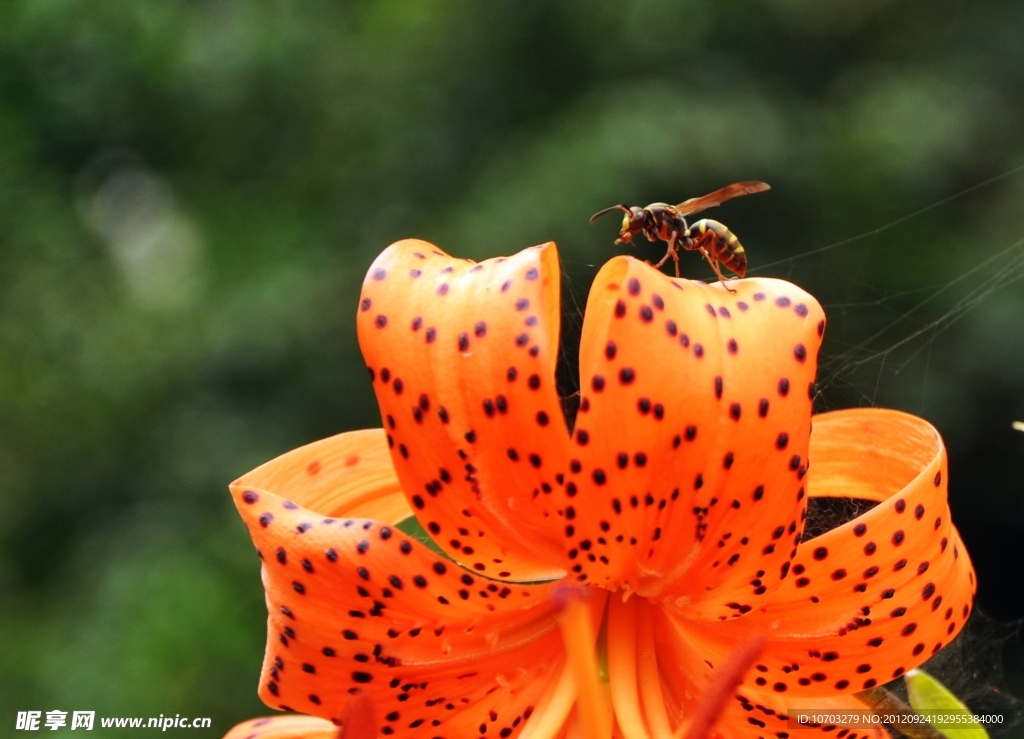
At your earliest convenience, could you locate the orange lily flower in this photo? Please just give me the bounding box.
[225,240,975,739]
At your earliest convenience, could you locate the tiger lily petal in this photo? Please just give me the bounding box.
[229,429,566,735]
[223,714,339,739]
[225,240,974,739]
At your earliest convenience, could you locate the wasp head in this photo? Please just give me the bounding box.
[590,203,649,244]
[614,207,647,244]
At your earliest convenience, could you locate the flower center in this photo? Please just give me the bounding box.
[518,586,765,739]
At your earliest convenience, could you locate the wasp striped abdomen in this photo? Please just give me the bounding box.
[682,219,748,277]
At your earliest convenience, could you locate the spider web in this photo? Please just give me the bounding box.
[884,611,1024,738]
[795,236,1024,411]
[553,164,1024,733]
[753,163,1024,411]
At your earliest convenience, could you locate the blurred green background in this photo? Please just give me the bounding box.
[2,0,1024,736]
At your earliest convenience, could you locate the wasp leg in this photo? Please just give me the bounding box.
[652,231,680,275]
[698,246,736,293]
[655,230,679,268]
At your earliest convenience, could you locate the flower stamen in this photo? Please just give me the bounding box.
[608,595,653,739]
[554,585,612,739]
[674,632,766,739]
[518,660,576,739]
[337,693,376,739]
[636,601,674,739]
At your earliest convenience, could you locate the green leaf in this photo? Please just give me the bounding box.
[395,516,450,558]
[905,669,990,739]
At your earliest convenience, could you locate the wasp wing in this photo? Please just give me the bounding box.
[673,181,770,217]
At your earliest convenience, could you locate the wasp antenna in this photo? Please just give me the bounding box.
[589,204,631,224]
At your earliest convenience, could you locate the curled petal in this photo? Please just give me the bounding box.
[231,429,411,524]
[357,240,573,581]
[569,257,823,610]
[677,409,975,697]
[222,715,339,739]
[705,691,888,739]
[231,484,563,736]
[652,602,888,739]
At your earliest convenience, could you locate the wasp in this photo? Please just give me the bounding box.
[590,181,770,287]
